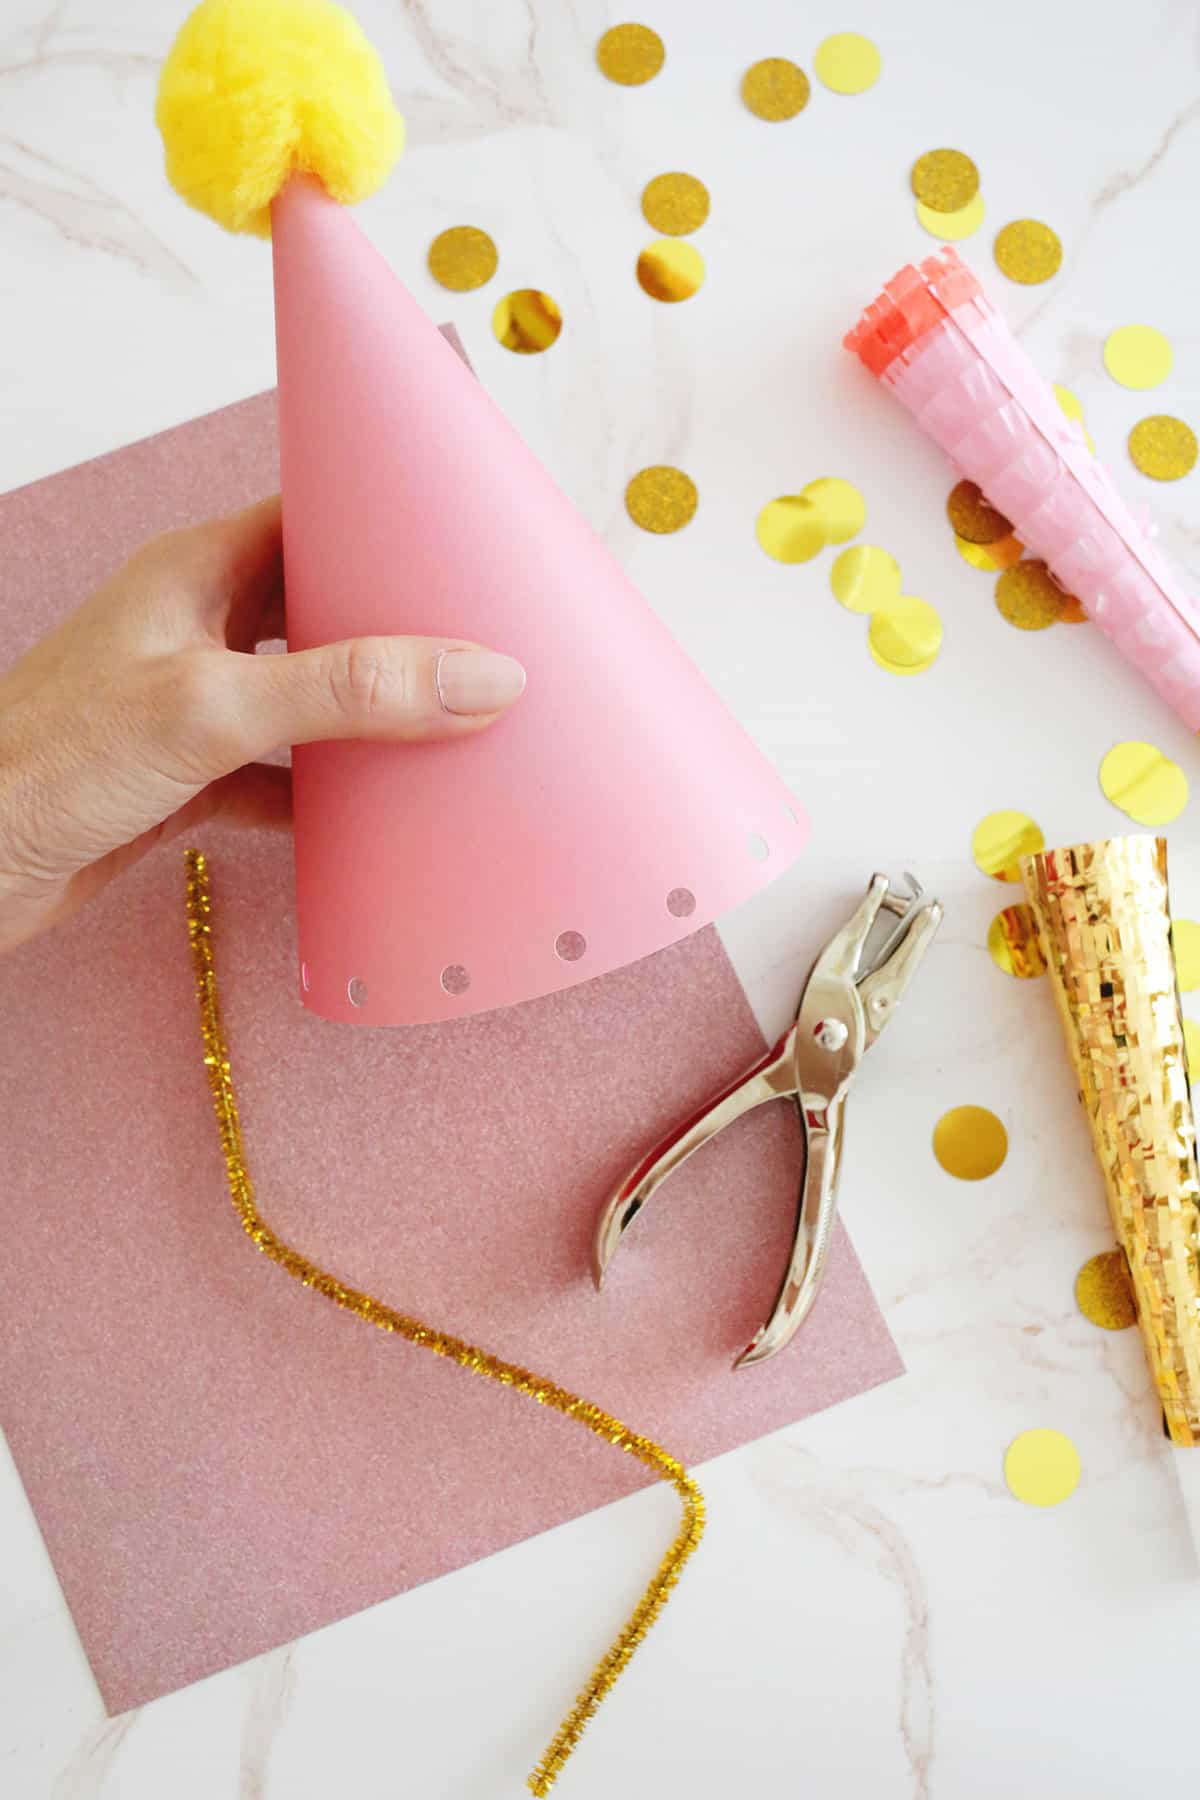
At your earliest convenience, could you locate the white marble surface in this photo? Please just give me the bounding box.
[2,1,1200,1795]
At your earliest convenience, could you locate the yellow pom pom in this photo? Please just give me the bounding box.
[155,0,404,237]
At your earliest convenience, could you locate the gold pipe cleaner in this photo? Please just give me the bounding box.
[1022,836,1200,1446]
[183,849,705,1794]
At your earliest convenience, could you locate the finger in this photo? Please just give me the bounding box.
[134,496,284,650]
[158,763,294,837]
[223,636,527,760]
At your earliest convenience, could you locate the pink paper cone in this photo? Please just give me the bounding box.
[271,176,806,1025]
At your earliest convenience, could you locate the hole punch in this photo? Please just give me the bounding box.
[666,887,696,918]
[441,964,471,997]
[555,931,587,963]
[347,977,368,1007]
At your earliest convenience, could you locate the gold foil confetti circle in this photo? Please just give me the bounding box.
[625,465,698,534]
[1128,414,1198,481]
[868,597,943,675]
[947,479,1011,545]
[955,532,1023,572]
[801,476,865,543]
[994,559,1066,630]
[636,239,705,302]
[972,810,1045,882]
[933,1105,1008,1180]
[1054,384,1084,422]
[993,218,1062,285]
[741,57,810,120]
[915,193,985,241]
[492,289,562,354]
[427,225,498,292]
[813,32,881,94]
[1004,1429,1081,1507]
[830,545,900,613]
[1075,1250,1137,1330]
[756,494,824,563]
[641,172,709,236]
[1098,741,1189,826]
[987,904,1048,979]
[911,148,979,214]
[1174,919,1200,991]
[596,22,664,85]
[1104,324,1173,390]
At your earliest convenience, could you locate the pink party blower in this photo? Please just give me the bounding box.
[157,0,806,1028]
[845,249,1200,733]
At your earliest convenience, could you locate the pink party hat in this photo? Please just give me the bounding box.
[158,0,806,1025]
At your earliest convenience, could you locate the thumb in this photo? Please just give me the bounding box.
[231,636,526,757]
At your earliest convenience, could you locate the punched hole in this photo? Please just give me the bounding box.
[555,930,587,963]
[441,964,471,997]
[666,887,696,918]
[748,834,770,862]
[347,977,368,1007]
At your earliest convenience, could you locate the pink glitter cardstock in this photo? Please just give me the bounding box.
[0,389,902,1713]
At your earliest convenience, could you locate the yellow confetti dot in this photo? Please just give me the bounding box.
[1104,324,1173,391]
[830,545,900,613]
[1184,1016,1200,1079]
[911,147,979,214]
[987,904,1047,979]
[492,289,562,354]
[933,1104,1008,1180]
[955,532,1024,572]
[625,466,698,534]
[427,226,498,293]
[1174,919,1200,991]
[972,810,1045,883]
[1054,384,1085,422]
[994,560,1066,630]
[741,57,810,120]
[993,218,1062,285]
[596,22,664,86]
[801,477,865,544]
[1099,741,1189,826]
[915,192,985,241]
[947,479,1012,545]
[1075,1250,1137,1330]
[1004,1428,1081,1507]
[813,32,881,94]
[636,239,705,302]
[868,597,943,675]
[1128,414,1198,482]
[641,172,710,236]
[756,495,824,564]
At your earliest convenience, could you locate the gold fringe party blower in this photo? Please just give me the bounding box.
[1021,836,1200,1554]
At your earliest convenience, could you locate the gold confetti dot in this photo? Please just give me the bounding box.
[1174,919,1200,991]
[1104,324,1173,391]
[993,218,1062,285]
[596,22,664,86]
[1099,741,1189,826]
[625,465,698,534]
[801,477,865,544]
[1004,1428,1081,1507]
[1128,414,1198,481]
[987,904,1047,979]
[915,193,985,241]
[868,597,943,675]
[1184,1016,1200,1079]
[813,32,881,94]
[427,226,498,293]
[994,559,1066,630]
[741,57,810,121]
[1059,595,1088,623]
[641,172,710,236]
[972,810,1045,883]
[636,239,705,302]
[933,1104,1008,1179]
[830,545,900,613]
[492,289,562,354]
[947,479,1012,545]
[1075,1249,1137,1330]
[911,148,979,214]
[1054,384,1085,422]
[955,532,1024,572]
[756,495,824,563]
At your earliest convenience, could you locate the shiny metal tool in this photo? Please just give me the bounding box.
[593,873,942,1368]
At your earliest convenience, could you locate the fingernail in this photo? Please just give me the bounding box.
[435,649,526,716]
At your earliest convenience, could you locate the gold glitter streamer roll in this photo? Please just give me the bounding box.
[1022,836,1200,1446]
[183,851,704,1795]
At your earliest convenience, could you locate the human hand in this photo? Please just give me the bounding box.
[0,496,525,951]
